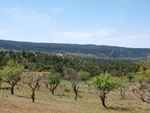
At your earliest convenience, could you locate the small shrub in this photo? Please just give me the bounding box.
[64,88,71,92]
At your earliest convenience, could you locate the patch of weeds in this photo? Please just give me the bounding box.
[77,95,82,98]
[2,86,12,90]
[64,88,71,92]
[88,91,94,94]
[56,94,67,97]
[106,106,131,111]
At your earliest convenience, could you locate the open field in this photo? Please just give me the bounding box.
[0,80,150,113]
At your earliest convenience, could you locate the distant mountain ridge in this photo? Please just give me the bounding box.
[0,39,150,59]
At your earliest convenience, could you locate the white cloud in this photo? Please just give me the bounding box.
[3,7,51,29]
[50,7,64,13]
[0,30,9,34]
[55,28,115,38]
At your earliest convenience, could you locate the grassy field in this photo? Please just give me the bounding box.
[0,80,150,113]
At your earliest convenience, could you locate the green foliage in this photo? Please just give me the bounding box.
[48,73,61,85]
[2,86,12,90]
[0,50,137,77]
[2,60,24,94]
[48,73,61,95]
[91,73,120,92]
[78,72,91,81]
[51,63,63,75]
[91,73,120,107]
[77,95,82,98]
[126,72,134,82]
[64,88,71,92]
[135,58,150,83]
[3,60,24,83]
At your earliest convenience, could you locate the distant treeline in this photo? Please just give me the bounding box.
[0,40,150,58]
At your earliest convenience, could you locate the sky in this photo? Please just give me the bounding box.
[0,0,150,48]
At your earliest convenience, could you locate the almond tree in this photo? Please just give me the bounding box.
[78,71,91,88]
[3,60,24,94]
[48,73,61,95]
[131,58,150,103]
[64,69,80,100]
[25,72,41,102]
[91,73,120,108]
[42,73,49,89]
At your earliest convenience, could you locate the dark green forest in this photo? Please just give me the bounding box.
[0,39,150,59]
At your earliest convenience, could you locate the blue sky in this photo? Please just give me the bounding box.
[0,0,150,48]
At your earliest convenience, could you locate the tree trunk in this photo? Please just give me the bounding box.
[120,89,126,99]
[46,84,48,89]
[11,86,14,95]
[52,90,54,95]
[74,92,78,100]
[31,90,35,102]
[100,93,106,108]
[101,97,106,108]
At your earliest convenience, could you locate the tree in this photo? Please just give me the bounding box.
[118,83,127,99]
[51,63,64,75]
[126,72,134,83]
[131,58,150,103]
[48,73,61,95]
[42,73,49,89]
[0,70,3,90]
[21,50,26,58]
[91,73,120,108]
[78,71,91,88]
[3,60,24,94]
[64,69,80,100]
[25,72,41,102]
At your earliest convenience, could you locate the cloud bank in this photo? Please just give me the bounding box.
[3,7,51,29]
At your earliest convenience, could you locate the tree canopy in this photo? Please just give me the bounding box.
[91,73,120,107]
[3,60,24,94]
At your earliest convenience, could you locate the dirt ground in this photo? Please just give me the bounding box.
[0,81,150,113]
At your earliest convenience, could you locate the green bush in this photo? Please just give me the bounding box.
[64,88,71,92]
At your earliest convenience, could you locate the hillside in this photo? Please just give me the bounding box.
[0,39,150,59]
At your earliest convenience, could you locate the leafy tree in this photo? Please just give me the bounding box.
[91,73,120,108]
[48,73,61,95]
[78,72,91,88]
[3,60,24,94]
[51,63,63,75]
[21,50,26,58]
[131,58,150,103]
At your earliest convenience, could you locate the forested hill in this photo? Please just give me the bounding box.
[0,39,150,58]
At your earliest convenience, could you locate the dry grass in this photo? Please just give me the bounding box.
[0,79,150,113]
